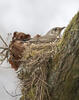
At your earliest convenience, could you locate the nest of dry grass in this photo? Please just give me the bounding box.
[17,40,60,100]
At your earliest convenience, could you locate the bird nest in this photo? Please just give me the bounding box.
[0,32,60,100]
[17,41,59,100]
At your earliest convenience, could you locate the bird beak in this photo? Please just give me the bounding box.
[61,27,66,30]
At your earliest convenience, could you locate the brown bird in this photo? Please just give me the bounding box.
[29,27,65,43]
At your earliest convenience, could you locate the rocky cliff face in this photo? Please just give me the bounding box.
[18,12,79,100]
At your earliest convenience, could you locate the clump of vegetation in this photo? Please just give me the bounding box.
[18,41,60,100]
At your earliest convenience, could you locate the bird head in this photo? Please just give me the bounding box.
[51,27,65,35]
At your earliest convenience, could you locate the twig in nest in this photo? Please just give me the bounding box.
[0,34,9,64]
[0,35,8,47]
[0,50,9,64]
[0,47,8,50]
[38,78,51,87]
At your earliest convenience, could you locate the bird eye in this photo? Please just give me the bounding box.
[54,28,57,31]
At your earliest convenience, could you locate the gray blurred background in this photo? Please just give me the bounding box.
[0,0,79,100]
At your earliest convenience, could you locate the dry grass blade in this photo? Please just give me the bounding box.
[0,35,8,47]
[0,35,10,64]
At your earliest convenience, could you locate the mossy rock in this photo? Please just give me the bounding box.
[51,11,79,100]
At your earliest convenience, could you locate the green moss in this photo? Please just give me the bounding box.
[59,11,79,48]
[27,88,35,100]
[60,60,79,100]
[51,11,79,100]
[53,11,79,67]
[20,96,24,100]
